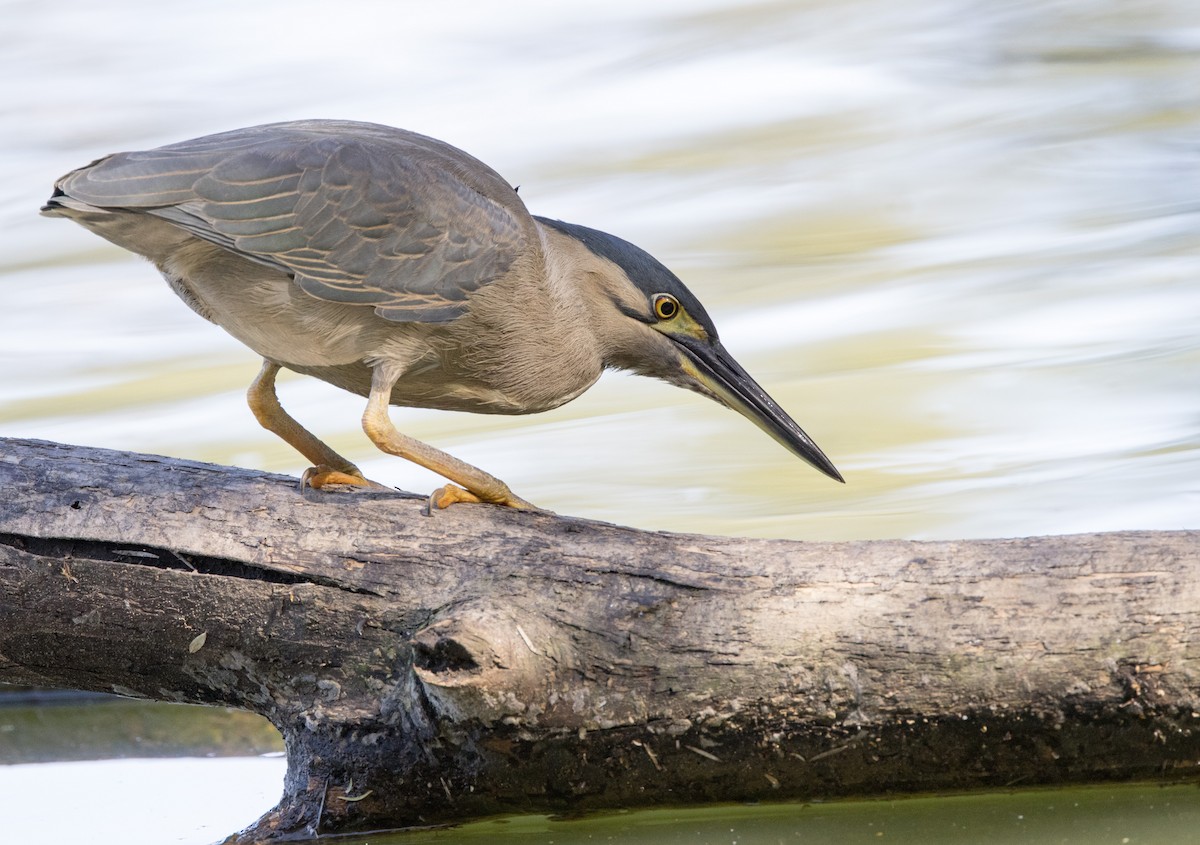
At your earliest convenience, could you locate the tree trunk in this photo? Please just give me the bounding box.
[1,436,1197,842]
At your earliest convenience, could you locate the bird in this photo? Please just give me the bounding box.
[42,120,842,510]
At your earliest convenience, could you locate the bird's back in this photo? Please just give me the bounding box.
[43,120,539,324]
[42,121,608,414]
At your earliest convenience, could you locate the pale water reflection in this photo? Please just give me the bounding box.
[3,0,1197,542]
[0,757,286,845]
[2,757,1197,845]
[1,0,1197,841]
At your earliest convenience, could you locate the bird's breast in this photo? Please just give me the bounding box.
[386,361,600,415]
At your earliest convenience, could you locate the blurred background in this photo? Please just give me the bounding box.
[1,0,1197,842]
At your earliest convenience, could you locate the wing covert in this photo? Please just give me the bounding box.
[54,121,534,323]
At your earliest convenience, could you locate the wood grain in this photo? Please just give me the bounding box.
[1,437,1196,841]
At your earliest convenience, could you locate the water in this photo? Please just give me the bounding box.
[1,0,1197,842]
[1,698,1197,844]
[332,787,1200,845]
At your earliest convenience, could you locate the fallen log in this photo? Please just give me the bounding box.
[0,436,1197,842]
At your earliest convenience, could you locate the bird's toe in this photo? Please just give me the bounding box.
[301,465,389,491]
[427,484,483,511]
[426,483,541,513]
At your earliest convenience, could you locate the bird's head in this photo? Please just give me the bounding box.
[537,218,843,483]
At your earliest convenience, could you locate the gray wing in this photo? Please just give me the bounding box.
[50,120,533,323]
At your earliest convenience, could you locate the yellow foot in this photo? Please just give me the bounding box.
[427,484,540,513]
[300,465,390,491]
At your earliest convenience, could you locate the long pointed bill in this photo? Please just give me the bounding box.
[674,337,844,483]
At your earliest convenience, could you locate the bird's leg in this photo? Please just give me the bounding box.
[247,359,387,490]
[362,366,538,511]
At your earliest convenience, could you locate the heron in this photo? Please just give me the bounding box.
[43,120,842,510]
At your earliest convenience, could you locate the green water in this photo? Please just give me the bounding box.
[310,786,1200,845]
[0,696,282,764]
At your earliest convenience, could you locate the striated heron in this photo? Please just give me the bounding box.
[43,120,842,510]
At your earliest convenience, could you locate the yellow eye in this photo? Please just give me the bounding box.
[653,294,679,320]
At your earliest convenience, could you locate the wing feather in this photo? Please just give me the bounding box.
[53,120,534,323]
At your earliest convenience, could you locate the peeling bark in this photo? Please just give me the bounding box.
[0,436,1197,842]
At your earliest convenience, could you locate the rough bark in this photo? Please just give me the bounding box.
[0,436,1197,842]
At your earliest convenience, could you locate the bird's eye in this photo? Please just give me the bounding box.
[653,294,680,320]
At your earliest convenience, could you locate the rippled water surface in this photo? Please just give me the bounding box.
[1,0,1197,842]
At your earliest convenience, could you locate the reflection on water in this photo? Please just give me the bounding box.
[0,696,282,764]
[1,756,1196,845]
[2,0,1197,542]
[1,0,1198,842]
[0,756,286,845]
